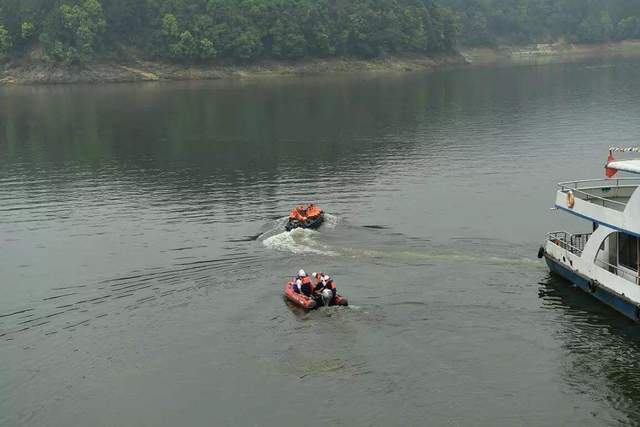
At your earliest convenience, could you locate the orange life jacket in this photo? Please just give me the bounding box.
[306,205,322,218]
[324,278,335,291]
[292,206,307,221]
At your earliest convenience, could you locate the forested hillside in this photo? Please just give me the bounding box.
[1,0,640,65]
[0,0,457,64]
[441,0,640,45]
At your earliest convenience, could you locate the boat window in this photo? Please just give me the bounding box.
[594,232,616,274]
[618,233,638,272]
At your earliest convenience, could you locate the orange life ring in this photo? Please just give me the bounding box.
[567,191,575,209]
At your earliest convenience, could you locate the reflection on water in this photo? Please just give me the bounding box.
[540,274,640,424]
[3,57,640,425]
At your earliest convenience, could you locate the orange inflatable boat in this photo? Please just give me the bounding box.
[283,280,348,309]
[285,204,324,231]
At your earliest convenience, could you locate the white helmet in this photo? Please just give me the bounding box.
[311,272,317,278]
[298,269,306,277]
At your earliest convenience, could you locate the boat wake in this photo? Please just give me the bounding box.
[259,215,540,270]
[262,228,337,256]
[323,213,339,229]
[262,231,540,269]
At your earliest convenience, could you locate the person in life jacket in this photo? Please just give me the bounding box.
[295,206,308,222]
[305,204,321,218]
[312,272,336,304]
[289,206,308,224]
[293,269,314,297]
[290,208,302,222]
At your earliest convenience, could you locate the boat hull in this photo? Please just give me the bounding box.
[285,213,324,231]
[545,254,640,321]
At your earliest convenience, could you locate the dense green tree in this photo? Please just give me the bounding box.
[0,23,12,58]
[1,0,460,63]
[441,0,640,45]
[21,21,35,40]
[101,0,150,43]
[40,0,106,63]
[4,0,640,64]
[616,16,640,40]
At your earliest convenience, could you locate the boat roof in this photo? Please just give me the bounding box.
[607,159,640,175]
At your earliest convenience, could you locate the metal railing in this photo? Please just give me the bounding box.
[594,258,640,285]
[547,231,592,256]
[558,177,640,188]
[558,178,640,210]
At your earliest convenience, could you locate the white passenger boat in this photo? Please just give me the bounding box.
[539,148,640,321]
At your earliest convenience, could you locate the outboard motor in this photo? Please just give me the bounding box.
[320,289,333,306]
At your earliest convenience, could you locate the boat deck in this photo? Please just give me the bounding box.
[558,178,640,212]
[547,231,591,256]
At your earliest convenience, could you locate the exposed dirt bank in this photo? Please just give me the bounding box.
[460,39,640,65]
[0,53,466,86]
[3,41,639,86]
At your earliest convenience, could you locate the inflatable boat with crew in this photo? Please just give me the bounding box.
[285,204,324,231]
[283,275,348,310]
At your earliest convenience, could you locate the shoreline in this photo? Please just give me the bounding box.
[2,40,640,86]
[460,39,640,65]
[0,53,465,86]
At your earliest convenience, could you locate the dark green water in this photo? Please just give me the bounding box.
[3,58,640,426]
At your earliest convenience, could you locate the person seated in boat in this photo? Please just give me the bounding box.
[289,206,307,222]
[312,272,336,305]
[296,206,308,221]
[295,269,306,281]
[293,269,314,297]
[306,204,321,218]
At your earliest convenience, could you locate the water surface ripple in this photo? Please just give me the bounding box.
[3,58,640,426]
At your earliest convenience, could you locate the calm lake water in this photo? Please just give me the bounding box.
[3,57,640,426]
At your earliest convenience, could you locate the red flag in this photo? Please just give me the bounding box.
[605,150,617,178]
